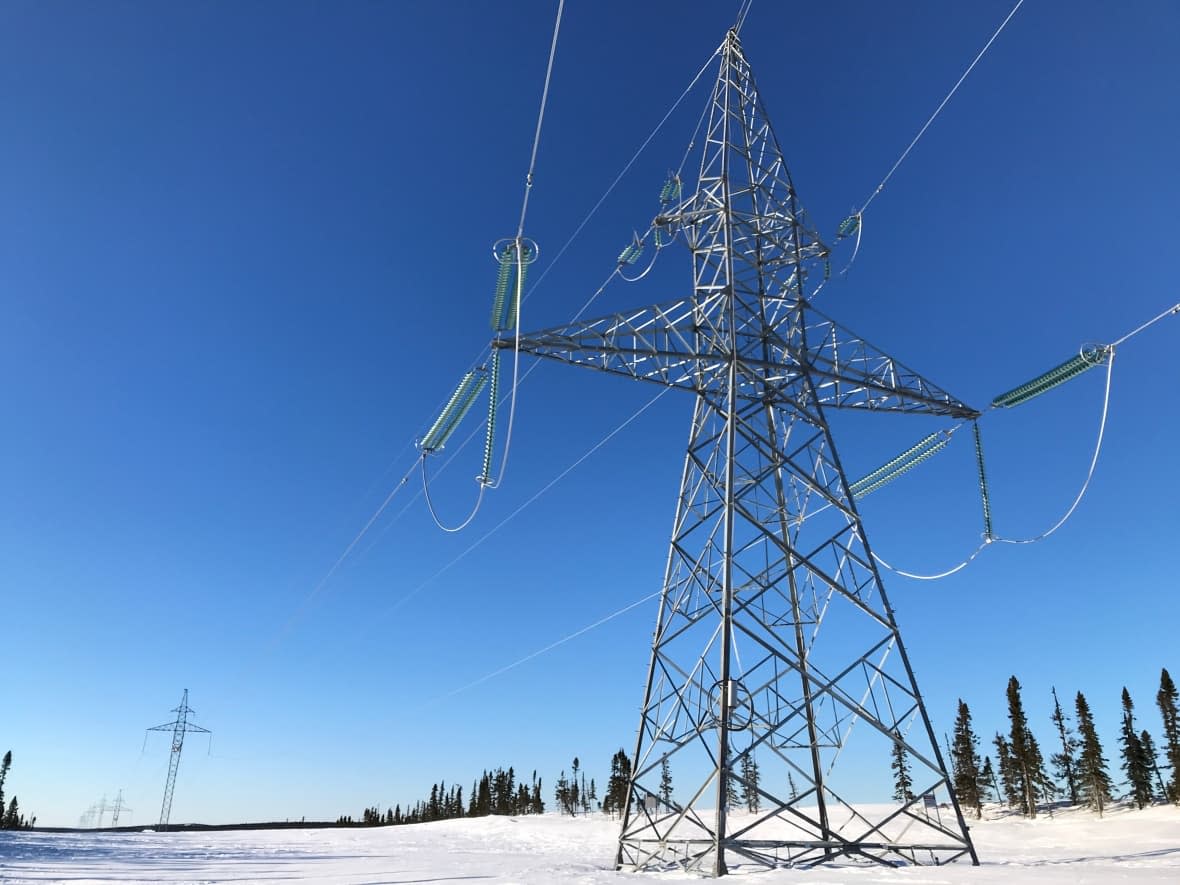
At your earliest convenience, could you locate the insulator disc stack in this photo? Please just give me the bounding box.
[420,370,488,453]
[991,346,1109,409]
[850,431,950,500]
[973,421,994,540]
[480,348,501,484]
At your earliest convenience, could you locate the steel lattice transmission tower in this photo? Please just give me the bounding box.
[501,29,980,876]
[110,789,132,828]
[146,689,211,829]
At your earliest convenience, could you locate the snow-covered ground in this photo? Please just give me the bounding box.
[1,803,1177,883]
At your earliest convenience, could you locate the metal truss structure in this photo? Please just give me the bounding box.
[146,688,211,829]
[502,29,980,876]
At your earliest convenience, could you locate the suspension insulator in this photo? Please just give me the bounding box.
[837,214,860,239]
[490,241,533,332]
[654,226,668,248]
[490,251,514,331]
[991,346,1108,408]
[618,241,643,266]
[480,349,501,484]
[659,174,682,204]
[504,247,528,331]
[972,422,994,540]
[420,370,488,453]
[850,431,947,499]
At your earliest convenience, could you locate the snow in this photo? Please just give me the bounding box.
[1,804,1177,883]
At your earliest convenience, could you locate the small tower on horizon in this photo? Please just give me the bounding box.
[146,688,211,829]
[110,789,131,827]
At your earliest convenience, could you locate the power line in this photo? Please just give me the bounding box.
[858,0,1026,217]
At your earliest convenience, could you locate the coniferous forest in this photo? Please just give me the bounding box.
[342,666,1179,830]
[931,666,1180,820]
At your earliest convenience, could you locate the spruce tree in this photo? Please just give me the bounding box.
[993,733,1020,808]
[742,753,761,813]
[890,730,914,802]
[603,749,631,818]
[569,758,581,816]
[659,757,673,808]
[1006,676,1052,817]
[1156,667,1180,803]
[0,751,10,820]
[1120,687,1154,809]
[980,756,998,803]
[4,797,20,829]
[477,772,492,816]
[1049,687,1080,804]
[724,749,740,809]
[1140,730,1167,799]
[950,700,983,817]
[555,771,570,816]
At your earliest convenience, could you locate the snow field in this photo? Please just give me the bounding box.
[0,802,1177,883]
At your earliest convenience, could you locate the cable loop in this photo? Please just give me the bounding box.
[421,454,487,533]
[993,348,1115,545]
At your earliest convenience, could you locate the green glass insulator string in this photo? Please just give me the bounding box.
[850,431,950,499]
[490,250,514,331]
[659,174,682,204]
[972,421,993,541]
[618,240,643,265]
[991,346,1108,408]
[420,370,488,453]
[481,348,501,485]
[491,242,532,332]
[836,215,860,239]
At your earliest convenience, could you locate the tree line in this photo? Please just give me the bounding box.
[918,666,1179,818]
[0,750,35,829]
[338,766,545,826]
[343,668,1179,829]
[340,750,653,827]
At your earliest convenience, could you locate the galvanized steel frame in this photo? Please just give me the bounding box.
[146,688,211,829]
[507,29,978,876]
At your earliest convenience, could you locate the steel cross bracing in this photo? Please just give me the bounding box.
[146,688,211,829]
[501,29,980,876]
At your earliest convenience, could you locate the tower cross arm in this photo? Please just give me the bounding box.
[497,294,725,394]
[795,304,980,419]
[499,296,979,419]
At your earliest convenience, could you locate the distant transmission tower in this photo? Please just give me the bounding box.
[504,28,978,875]
[110,789,131,827]
[95,795,108,828]
[146,689,211,829]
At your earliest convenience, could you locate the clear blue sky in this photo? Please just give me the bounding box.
[3,0,1178,827]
